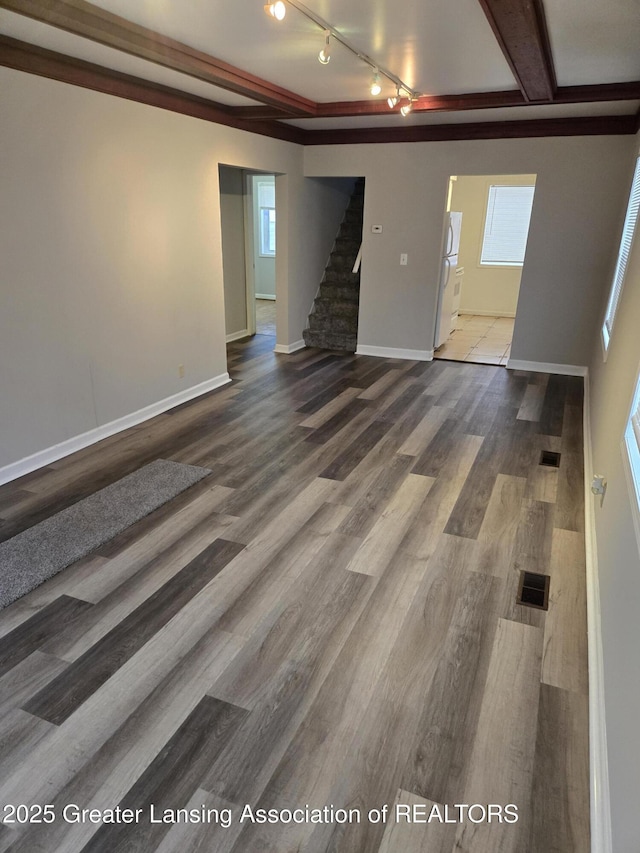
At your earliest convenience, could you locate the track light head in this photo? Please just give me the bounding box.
[400,98,413,117]
[318,31,331,64]
[387,87,401,109]
[264,1,286,21]
[370,72,382,97]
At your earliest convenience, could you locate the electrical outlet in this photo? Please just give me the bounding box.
[178,364,185,378]
[400,253,408,266]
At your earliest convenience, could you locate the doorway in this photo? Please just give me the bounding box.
[218,166,277,344]
[434,173,537,365]
[251,174,277,338]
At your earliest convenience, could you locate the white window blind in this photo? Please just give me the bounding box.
[624,369,640,548]
[257,180,276,257]
[632,396,640,451]
[603,157,640,344]
[480,185,535,266]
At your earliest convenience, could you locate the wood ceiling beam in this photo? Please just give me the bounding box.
[2,36,637,146]
[232,83,640,121]
[476,0,556,101]
[0,35,307,143]
[305,115,637,146]
[0,0,316,115]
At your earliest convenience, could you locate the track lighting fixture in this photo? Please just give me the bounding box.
[264,1,286,21]
[400,97,414,117]
[387,87,401,109]
[318,30,331,64]
[260,3,418,113]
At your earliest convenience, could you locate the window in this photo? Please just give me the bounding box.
[602,157,640,352]
[257,180,276,257]
[624,366,640,549]
[480,184,535,266]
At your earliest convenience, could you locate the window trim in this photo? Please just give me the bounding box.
[479,184,535,268]
[256,179,276,258]
[601,156,640,357]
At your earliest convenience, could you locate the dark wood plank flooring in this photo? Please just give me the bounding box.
[0,338,589,852]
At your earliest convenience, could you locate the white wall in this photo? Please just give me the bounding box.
[219,166,248,337]
[587,139,640,853]
[305,137,635,365]
[0,68,350,475]
[450,174,536,318]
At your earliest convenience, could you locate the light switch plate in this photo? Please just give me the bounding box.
[372,224,383,233]
[400,253,408,266]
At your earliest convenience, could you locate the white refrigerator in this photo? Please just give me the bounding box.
[434,211,463,349]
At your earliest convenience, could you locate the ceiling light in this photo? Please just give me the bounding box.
[387,87,400,109]
[400,98,413,117]
[264,1,286,21]
[318,31,331,64]
[370,72,382,97]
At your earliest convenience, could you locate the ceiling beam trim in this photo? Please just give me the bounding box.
[0,35,307,143]
[305,115,637,146]
[0,0,317,115]
[476,0,556,101]
[231,84,640,122]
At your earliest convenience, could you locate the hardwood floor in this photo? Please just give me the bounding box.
[0,337,590,852]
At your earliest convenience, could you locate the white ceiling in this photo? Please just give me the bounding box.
[544,0,640,86]
[84,0,518,100]
[1,0,639,128]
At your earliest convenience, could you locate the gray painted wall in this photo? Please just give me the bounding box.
[305,137,635,364]
[0,68,349,473]
[219,166,248,337]
[588,137,640,853]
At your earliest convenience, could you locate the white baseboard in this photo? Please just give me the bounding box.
[356,345,434,362]
[226,329,250,343]
[0,373,231,487]
[255,293,276,301]
[459,309,516,318]
[274,340,306,354]
[583,373,613,853]
[506,358,588,376]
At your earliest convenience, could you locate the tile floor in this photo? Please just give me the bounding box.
[256,298,276,336]
[434,314,514,366]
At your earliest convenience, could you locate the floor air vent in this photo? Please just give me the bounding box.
[539,450,561,468]
[517,571,550,610]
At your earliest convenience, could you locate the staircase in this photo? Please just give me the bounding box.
[302,178,364,352]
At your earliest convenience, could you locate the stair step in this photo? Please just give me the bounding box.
[313,298,359,317]
[303,328,357,352]
[309,313,357,334]
[344,209,363,224]
[328,251,358,270]
[319,283,360,301]
[338,223,363,240]
[334,238,361,254]
[322,269,360,284]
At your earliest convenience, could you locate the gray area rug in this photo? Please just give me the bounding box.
[0,459,211,609]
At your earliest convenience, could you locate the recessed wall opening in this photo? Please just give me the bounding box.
[218,166,278,346]
[434,173,537,367]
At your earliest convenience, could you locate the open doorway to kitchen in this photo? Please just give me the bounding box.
[434,173,537,366]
